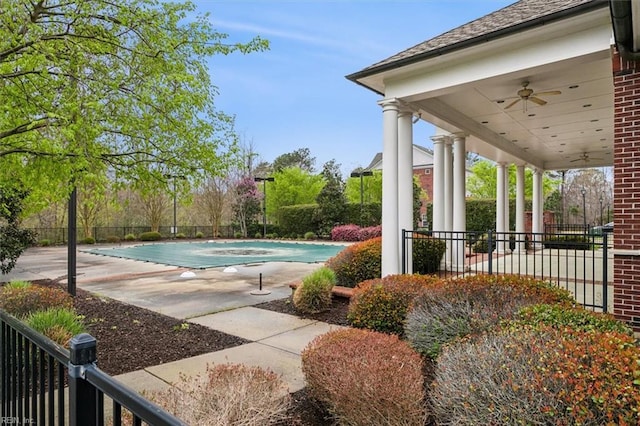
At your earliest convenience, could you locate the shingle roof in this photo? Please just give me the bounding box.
[348,0,606,80]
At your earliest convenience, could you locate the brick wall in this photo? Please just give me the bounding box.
[612,46,640,329]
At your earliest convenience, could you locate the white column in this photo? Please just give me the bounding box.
[515,164,526,252]
[379,98,400,276]
[452,133,467,271]
[496,162,507,253]
[398,109,414,274]
[532,168,543,248]
[443,138,453,269]
[431,135,447,233]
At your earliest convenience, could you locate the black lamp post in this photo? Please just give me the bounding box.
[165,174,185,239]
[599,194,604,226]
[254,176,274,237]
[350,170,373,227]
[581,188,587,229]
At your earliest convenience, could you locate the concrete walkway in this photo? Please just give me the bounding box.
[2,244,345,395]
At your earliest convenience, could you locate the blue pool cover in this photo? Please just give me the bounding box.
[83,240,347,269]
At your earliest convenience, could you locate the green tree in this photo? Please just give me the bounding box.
[315,160,347,235]
[345,170,382,204]
[0,0,268,208]
[265,167,324,222]
[272,148,316,173]
[0,185,36,274]
[467,160,557,199]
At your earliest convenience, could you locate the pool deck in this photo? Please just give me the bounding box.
[2,243,342,398]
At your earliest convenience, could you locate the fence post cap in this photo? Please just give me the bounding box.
[70,333,97,365]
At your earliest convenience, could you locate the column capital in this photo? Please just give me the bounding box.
[451,132,468,141]
[430,134,450,145]
[378,98,400,111]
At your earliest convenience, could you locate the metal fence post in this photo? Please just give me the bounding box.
[488,230,493,275]
[602,232,608,313]
[401,229,407,274]
[69,333,97,426]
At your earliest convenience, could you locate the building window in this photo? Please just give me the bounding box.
[424,169,431,174]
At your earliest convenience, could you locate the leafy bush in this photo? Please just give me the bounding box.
[514,303,633,334]
[195,231,204,239]
[358,225,381,240]
[472,233,492,253]
[412,235,446,274]
[254,232,263,238]
[293,267,336,314]
[106,235,120,243]
[347,274,441,335]
[431,327,640,425]
[330,224,361,242]
[139,231,162,241]
[0,284,73,318]
[405,274,574,358]
[25,307,86,346]
[303,231,316,240]
[39,239,51,247]
[326,237,382,287]
[302,328,426,425]
[234,231,243,239]
[175,232,186,239]
[148,363,291,425]
[81,236,96,244]
[124,233,136,241]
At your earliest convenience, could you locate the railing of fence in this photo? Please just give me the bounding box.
[0,311,184,426]
[402,230,610,312]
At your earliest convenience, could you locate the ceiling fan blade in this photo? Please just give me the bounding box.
[529,97,547,106]
[533,90,561,96]
[504,98,521,109]
[569,158,583,162]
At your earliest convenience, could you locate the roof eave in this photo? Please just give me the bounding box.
[346,0,609,88]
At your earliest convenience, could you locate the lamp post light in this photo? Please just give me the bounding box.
[581,188,587,229]
[350,170,373,227]
[599,195,604,226]
[254,176,274,237]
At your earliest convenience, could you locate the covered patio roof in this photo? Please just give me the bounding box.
[347,0,614,171]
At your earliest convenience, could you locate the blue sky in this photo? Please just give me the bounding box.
[192,0,514,175]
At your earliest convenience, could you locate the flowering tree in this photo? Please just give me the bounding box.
[232,176,262,237]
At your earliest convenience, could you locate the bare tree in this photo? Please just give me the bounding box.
[195,177,229,238]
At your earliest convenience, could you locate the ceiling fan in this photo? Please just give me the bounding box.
[570,153,603,163]
[504,81,562,111]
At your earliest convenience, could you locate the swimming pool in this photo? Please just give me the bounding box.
[83,240,347,269]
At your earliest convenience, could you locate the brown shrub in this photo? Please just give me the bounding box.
[148,363,291,425]
[405,274,574,357]
[347,274,441,335]
[302,328,426,425]
[0,284,73,318]
[325,237,381,287]
[432,326,640,425]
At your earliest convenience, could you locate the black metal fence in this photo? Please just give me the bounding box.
[402,230,610,312]
[0,311,184,425]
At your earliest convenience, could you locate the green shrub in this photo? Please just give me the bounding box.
[39,239,51,247]
[405,274,574,358]
[472,234,492,253]
[3,280,31,290]
[347,274,441,335]
[175,232,186,239]
[195,231,204,239]
[81,236,96,244]
[106,235,120,243]
[139,231,162,241]
[254,232,263,238]
[304,231,316,240]
[148,363,291,425]
[25,307,86,346]
[431,327,640,425]
[124,233,136,241]
[326,237,381,287]
[543,235,591,250]
[412,235,446,273]
[293,267,336,314]
[234,231,243,239]
[0,284,73,318]
[302,328,426,425]
[514,303,633,334]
